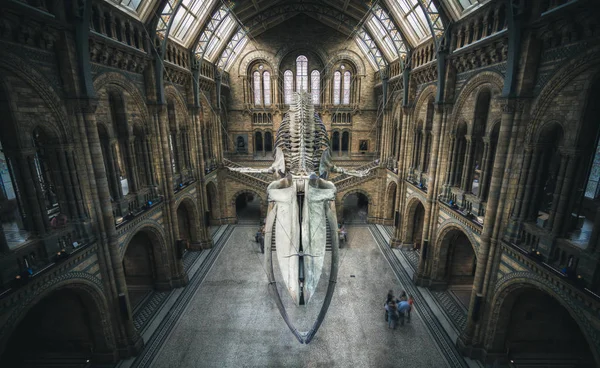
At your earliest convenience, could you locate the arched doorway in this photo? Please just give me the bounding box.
[490,288,596,367]
[437,228,476,307]
[0,288,111,366]
[177,200,197,246]
[235,192,261,224]
[405,200,425,250]
[123,231,165,308]
[342,192,369,224]
[386,182,397,220]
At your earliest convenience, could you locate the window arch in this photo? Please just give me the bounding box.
[263,71,271,106]
[284,70,293,104]
[296,55,308,92]
[253,71,261,105]
[311,70,320,105]
[333,71,341,105]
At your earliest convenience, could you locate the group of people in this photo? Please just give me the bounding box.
[384,290,414,329]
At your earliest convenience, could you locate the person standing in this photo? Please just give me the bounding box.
[397,300,410,326]
[386,300,398,329]
[385,290,394,321]
[407,294,414,322]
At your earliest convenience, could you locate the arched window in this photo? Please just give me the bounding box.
[311,70,320,105]
[333,71,341,105]
[263,71,271,106]
[253,71,261,105]
[343,71,351,104]
[284,70,293,104]
[296,55,308,92]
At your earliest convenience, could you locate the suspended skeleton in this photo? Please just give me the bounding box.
[229,92,370,343]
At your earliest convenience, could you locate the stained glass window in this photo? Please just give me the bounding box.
[253,71,261,105]
[284,70,293,104]
[296,55,308,92]
[343,71,351,105]
[333,71,341,105]
[311,70,320,105]
[263,71,271,106]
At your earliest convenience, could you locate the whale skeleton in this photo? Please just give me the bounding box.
[228,92,371,343]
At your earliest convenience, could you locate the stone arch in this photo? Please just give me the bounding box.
[340,189,373,207]
[530,46,600,133]
[238,50,278,76]
[165,85,191,123]
[339,189,372,223]
[413,84,437,123]
[385,182,398,219]
[0,53,70,145]
[93,72,150,127]
[231,189,264,220]
[119,221,169,261]
[0,273,116,364]
[451,71,504,127]
[328,49,366,76]
[403,196,426,245]
[175,195,200,243]
[485,273,600,366]
[433,223,478,285]
[275,44,328,72]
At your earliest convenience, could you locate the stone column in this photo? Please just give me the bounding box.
[155,104,188,287]
[519,145,541,222]
[554,151,579,236]
[81,101,143,355]
[18,152,47,235]
[478,138,492,200]
[546,152,569,231]
[126,137,139,193]
[57,148,78,218]
[460,100,516,346]
[460,136,473,191]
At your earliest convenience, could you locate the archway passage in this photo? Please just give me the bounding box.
[0,289,109,367]
[406,201,425,250]
[235,192,261,224]
[206,182,219,224]
[342,192,369,224]
[123,231,161,308]
[386,183,397,220]
[492,288,596,367]
[177,202,197,246]
[439,229,476,307]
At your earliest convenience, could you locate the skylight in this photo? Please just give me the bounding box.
[106,0,156,21]
[366,4,409,63]
[169,0,216,47]
[194,5,237,63]
[217,28,249,71]
[387,0,433,45]
[355,28,387,70]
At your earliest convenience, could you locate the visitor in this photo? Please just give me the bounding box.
[339,224,347,243]
[407,294,414,322]
[385,290,394,321]
[397,299,410,326]
[385,299,398,329]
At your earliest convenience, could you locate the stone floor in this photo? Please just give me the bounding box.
[149,225,450,368]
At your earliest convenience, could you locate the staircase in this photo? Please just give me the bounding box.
[20,352,91,368]
[270,221,333,252]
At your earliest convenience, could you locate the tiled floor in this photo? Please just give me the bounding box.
[150,226,450,368]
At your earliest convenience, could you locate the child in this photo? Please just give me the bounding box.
[407,294,414,322]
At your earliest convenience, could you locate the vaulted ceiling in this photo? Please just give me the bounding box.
[108,0,487,71]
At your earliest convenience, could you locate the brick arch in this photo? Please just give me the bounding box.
[413,84,437,123]
[275,45,328,71]
[0,273,116,361]
[451,71,504,128]
[432,223,478,282]
[403,195,426,243]
[340,189,373,206]
[485,273,600,366]
[532,119,567,146]
[231,189,265,219]
[328,49,366,76]
[165,85,191,123]
[0,53,70,145]
[93,72,150,127]
[119,220,169,261]
[175,195,200,243]
[530,46,600,135]
[238,50,278,76]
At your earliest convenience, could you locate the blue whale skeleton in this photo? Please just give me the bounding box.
[229,92,371,343]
